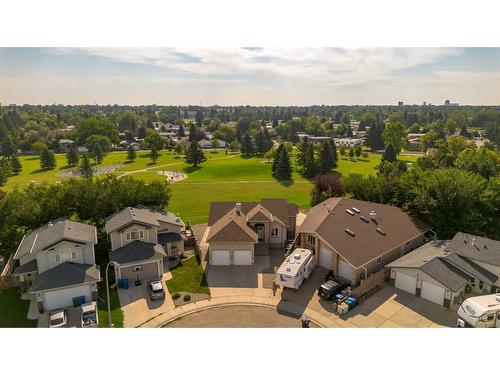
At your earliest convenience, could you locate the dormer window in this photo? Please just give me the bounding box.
[126,230,144,241]
[55,254,61,262]
[271,227,279,237]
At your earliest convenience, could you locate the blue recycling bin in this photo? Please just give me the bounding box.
[122,278,129,289]
[347,296,359,307]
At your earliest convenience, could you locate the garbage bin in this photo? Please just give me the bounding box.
[301,315,311,328]
[122,278,129,289]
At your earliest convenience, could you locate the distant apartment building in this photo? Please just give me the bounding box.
[334,138,364,147]
[445,99,459,107]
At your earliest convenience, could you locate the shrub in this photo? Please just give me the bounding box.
[172,293,180,300]
[183,294,191,302]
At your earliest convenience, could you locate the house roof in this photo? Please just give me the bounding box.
[299,198,430,268]
[246,204,274,223]
[105,206,184,233]
[386,240,449,269]
[30,262,100,292]
[420,257,472,292]
[109,240,166,264]
[157,232,182,243]
[442,253,498,285]
[12,259,38,275]
[208,199,297,228]
[14,219,97,260]
[445,232,500,267]
[206,208,259,243]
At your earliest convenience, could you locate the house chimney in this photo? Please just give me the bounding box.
[235,202,242,215]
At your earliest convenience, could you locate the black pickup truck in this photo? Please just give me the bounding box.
[317,278,350,300]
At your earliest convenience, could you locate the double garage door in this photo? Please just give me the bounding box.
[43,284,92,311]
[211,250,253,265]
[395,271,445,306]
[120,261,160,282]
[319,248,352,282]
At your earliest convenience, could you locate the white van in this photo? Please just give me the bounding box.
[276,248,315,289]
[457,294,500,328]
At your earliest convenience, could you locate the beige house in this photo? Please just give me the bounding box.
[12,219,100,313]
[105,207,185,282]
[206,199,298,265]
[296,198,430,287]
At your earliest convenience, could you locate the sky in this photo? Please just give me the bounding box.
[0,47,499,106]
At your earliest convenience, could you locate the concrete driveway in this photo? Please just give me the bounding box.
[118,275,175,327]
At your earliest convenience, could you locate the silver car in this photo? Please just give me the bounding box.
[147,280,165,300]
[49,310,67,328]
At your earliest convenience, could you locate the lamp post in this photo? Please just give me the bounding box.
[106,260,120,327]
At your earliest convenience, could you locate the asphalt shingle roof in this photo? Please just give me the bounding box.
[109,240,166,264]
[420,257,472,292]
[30,262,100,292]
[105,206,184,233]
[445,232,500,267]
[12,259,38,275]
[157,232,182,243]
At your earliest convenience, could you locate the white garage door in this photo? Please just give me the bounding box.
[43,284,92,311]
[395,271,417,294]
[338,258,352,282]
[211,250,230,265]
[319,248,333,269]
[233,250,253,265]
[421,281,445,306]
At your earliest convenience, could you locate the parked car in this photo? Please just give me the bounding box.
[49,310,68,328]
[147,280,165,300]
[318,278,350,300]
[81,302,98,328]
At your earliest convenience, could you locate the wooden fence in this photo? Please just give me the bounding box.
[351,268,389,297]
[0,274,20,290]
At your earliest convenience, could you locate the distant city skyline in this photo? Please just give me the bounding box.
[0,48,499,106]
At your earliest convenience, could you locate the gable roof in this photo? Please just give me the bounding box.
[105,206,184,233]
[445,232,500,267]
[207,208,259,243]
[109,240,166,264]
[30,262,100,292]
[246,204,274,223]
[387,240,449,269]
[14,219,97,260]
[420,257,472,292]
[443,253,498,285]
[299,198,430,268]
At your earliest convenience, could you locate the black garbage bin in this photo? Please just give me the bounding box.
[301,315,311,328]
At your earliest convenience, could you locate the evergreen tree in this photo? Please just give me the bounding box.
[354,145,363,158]
[78,154,93,179]
[178,124,185,137]
[348,148,355,158]
[255,130,266,154]
[302,142,316,178]
[367,122,385,150]
[189,123,197,142]
[272,144,284,174]
[10,156,22,175]
[40,148,56,169]
[185,141,206,167]
[66,147,79,166]
[240,132,255,156]
[0,158,12,186]
[317,141,337,174]
[274,144,292,180]
[382,143,397,162]
[330,140,338,163]
[296,136,311,168]
[127,145,137,162]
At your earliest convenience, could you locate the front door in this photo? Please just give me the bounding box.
[257,225,265,242]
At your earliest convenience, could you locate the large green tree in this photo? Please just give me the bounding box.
[185,141,206,167]
[454,147,500,179]
[40,148,56,169]
[382,122,406,154]
[143,133,164,162]
[78,154,93,179]
[240,132,255,156]
[317,140,337,174]
[273,144,292,180]
[66,147,79,166]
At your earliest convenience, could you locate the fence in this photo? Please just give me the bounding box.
[351,268,388,297]
[0,274,20,290]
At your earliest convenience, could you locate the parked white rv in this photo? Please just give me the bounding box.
[457,294,500,328]
[276,248,315,289]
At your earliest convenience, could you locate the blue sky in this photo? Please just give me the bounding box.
[0,48,499,105]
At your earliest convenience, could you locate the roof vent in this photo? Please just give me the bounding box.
[376,228,386,236]
[345,229,355,237]
[286,267,291,272]
[471,238,476,247]
[47,221,53,227]
[369,210,376,217]
[294,253,301,260]
[352,207,360,213]
[360,216,369,223]
[346,209,354,216]
[235,202,242,213]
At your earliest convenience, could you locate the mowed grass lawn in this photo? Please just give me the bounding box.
[2,150,418,225]
[97,282,124,328]
[0,288,37,328]
[166,256,210,295]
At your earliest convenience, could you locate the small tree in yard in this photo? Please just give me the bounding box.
[11,156,22,174]
[78,154,93,179]
[348,148,355,158]
[354,145,363,158]
[40,148,56,169]
[382,143,397,162]
[66,147,79,167]
[310,173,344,206]
[185,141,206,167]
[144,133,164,163]
[127,145,137,162]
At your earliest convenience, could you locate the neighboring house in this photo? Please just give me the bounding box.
[388,233,500,308]
[407,137,422,151]
[77,146,89,153]
[334,138,364,147]
[129,142,141,151]
[12,219,100,313]
[296,198,430,287]
[206,199,298,265]
[198,138,227,148]
[105,207,185,283]
[58,138,74,146]
[297,133,334,144]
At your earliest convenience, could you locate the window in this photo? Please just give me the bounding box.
[71,251,77,260]
[127,230,144,241]
[479,280,484,290]
[271,227,279,237]
[487,314,494,321]
[306,234,316,246]
[54,254,61,262]
[376,257,382,264]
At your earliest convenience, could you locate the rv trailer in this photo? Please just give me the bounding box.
[276,248,315,289]
[457,294,500,328]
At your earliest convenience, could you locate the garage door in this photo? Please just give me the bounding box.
[338,258,352,282]
[120,261,159,282]
[421,281,445,306]
[211,250,230,265]
[319,248,333,269]
[233,250,253,265]
[395,271,416,294]
[43,284,92,311]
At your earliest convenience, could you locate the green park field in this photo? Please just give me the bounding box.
[2,150,419,225]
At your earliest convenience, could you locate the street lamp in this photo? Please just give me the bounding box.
[106,260,120,327]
